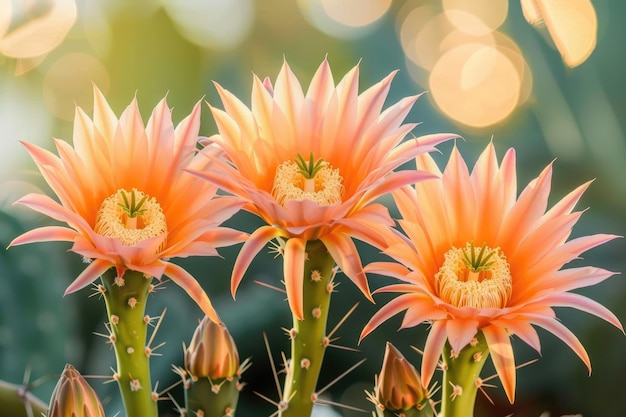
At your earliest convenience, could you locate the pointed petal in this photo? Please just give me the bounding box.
[65,259,112,295]
[360,294,416,341]
[421,320,447,389]
[163,262,221,323]
[320,232,372,302]
[9,226,77,246]
[231,226,285,299]
[446,319,479,354]
[530,315,591,375]
[541,292,623,332]
[283,238,306,320]
[482,325,516,403]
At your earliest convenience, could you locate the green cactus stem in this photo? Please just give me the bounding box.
[101,268,158,417]
[439,331,490,417]
[279,239,336,417]
[0,380,47,417]
[184,376,241,417]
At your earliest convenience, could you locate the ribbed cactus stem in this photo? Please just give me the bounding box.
[184,377,240,417]
[101,268,158,417]
[280,240,336,417]
[439,331,489,417]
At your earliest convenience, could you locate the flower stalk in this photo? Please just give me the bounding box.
[439,332,490,417]
[101,268,157,417]
[280,240,336,417]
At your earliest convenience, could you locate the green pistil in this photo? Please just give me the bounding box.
[294,153,325,179]
[462,242,496,272]
[118,189,148,218]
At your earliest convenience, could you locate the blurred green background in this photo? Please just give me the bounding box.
[1,1,625,416]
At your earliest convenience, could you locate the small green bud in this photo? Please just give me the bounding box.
[48,364,105,417]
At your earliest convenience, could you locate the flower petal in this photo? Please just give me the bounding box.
[482,325,516,403]
[163,262,221,323]
[9,226,77,246]
[231,225,286,299]
[283,237,306,320]
[65,259,112,295]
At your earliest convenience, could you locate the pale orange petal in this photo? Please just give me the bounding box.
[231,225,286,299]
[529,315,591,375]
[163,262,221,323]
[9,226,77,246]
[483,325,516,403]
[283,237,306,321]
[421,320,448,389]
[446,319,479,354]
[65,259,112,295]
[540,292,623,332]
[360,293,420,341]
[321,232,372,302]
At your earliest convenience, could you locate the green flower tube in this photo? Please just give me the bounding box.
[439,332,490,417]
[280,240,336,417]
[101,268,157,417]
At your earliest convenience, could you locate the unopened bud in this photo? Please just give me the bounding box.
[48,364,105,417]
[377,343,429,412]
[185,316,240,379]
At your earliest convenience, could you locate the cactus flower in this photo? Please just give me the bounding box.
[185,316,240,380]
[375,342,431,416]
[48,364,104,417]
[192,58,456,320]
[361,143,623,403]
[9,87,246,322]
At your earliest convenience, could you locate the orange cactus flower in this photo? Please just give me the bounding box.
[193,59,455,319]
[9,87,246,322]
[361,143,623,402]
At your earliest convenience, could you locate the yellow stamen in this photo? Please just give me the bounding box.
[95,188,167,249]
[271,158,344,206]
[435,243,512,309]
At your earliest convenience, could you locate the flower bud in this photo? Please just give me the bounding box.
[185,316,240,379]
[48,364,105,417]
[377,342,429,412]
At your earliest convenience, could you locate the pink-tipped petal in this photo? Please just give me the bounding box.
[164,262,221,323]
[530,315,592,375]
[9,226,77,247]
[421,320,448,389]
[283,238,306,320]
[446,319,479,354]
[483,325,516,403]
[321,232,372,302]
[65,259,112,295]
[231,225,285,299]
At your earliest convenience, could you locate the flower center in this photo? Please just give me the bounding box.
[434,242,512,309]
[95,188,167,248]
[271,153,344,206]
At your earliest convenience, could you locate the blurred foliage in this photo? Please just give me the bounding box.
[1,1,625,416]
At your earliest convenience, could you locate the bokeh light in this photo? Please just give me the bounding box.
[442,0,508,35]
[161,0,254,50]
[299,0,390,39]
[0,0,76,59]
[430,42,521,128]
[398,3,530,128]
[521,0,597,67]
